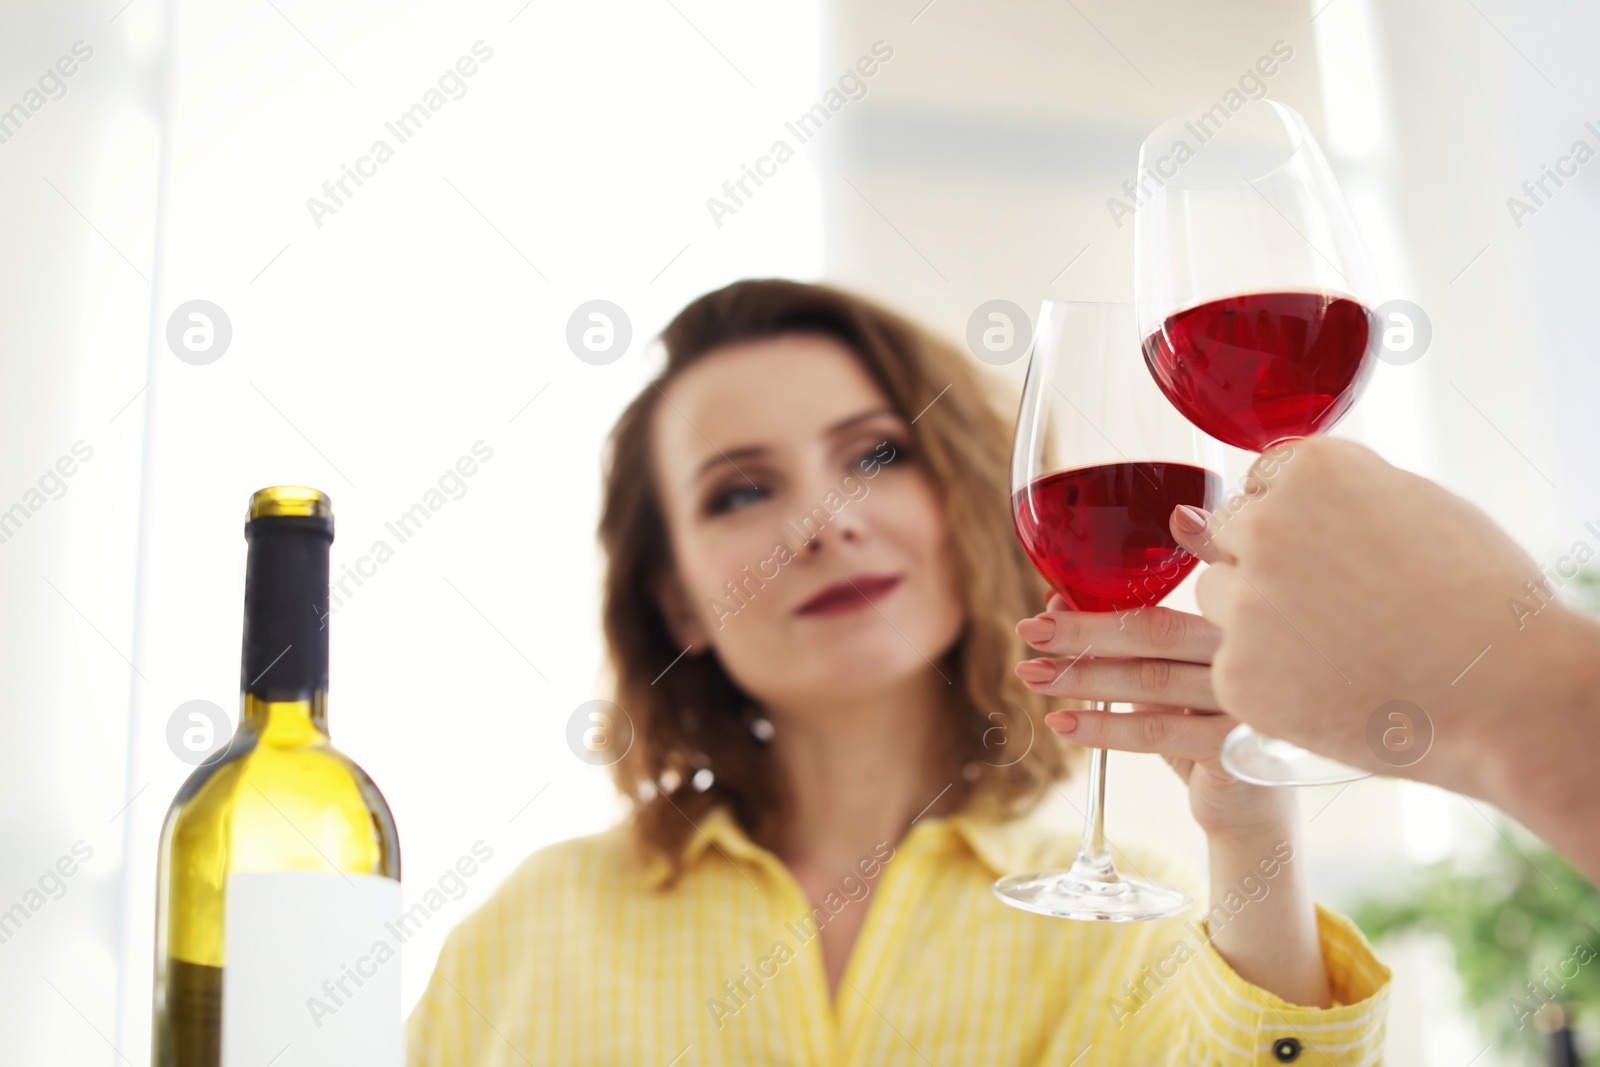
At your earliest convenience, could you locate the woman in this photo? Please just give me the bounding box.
[406,280,1390,1065]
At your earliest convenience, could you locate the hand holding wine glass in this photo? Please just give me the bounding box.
[1015,578,1334,1009]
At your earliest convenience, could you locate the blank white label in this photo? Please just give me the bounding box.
[221,871,403,1067]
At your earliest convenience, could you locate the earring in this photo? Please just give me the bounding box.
[675,710,714,792]
[743,702,775,744]
[689,750,714,792]
[648,704,771,803]
[641,763,704,800]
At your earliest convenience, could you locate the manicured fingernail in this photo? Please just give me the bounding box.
[1017,659,1055,680]
[1173,504,1208,537]
[1045,711,1078,733]
[1016,617,1055,644]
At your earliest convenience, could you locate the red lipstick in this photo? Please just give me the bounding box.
[796,573,902,617]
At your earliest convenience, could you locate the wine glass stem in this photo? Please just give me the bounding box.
[1071,701,1115,881]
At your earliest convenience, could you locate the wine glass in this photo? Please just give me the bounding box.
[992,300,1223,922]
[1134,98,1378,787]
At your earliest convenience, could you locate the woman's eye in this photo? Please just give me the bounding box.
[709,482,767,514]
[859,440,907,470]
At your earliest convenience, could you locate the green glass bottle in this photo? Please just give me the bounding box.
[152,486,401,1066]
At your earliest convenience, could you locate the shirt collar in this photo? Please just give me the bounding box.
[639,804,772,889]
[640,800,1054,890]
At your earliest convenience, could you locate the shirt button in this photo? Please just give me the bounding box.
[1272,1037,1302,1061]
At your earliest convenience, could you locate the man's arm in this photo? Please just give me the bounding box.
[1475,604,1600,881]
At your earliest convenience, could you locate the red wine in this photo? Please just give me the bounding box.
[1013,462,1221,613]
[1141,292,1377,451]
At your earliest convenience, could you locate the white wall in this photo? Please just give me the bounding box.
[0,2,165,1064]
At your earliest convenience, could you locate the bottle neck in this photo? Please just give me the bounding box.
[242,690,329,743]
[240,516,333,731]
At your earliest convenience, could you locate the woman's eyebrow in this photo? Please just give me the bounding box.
[689,445,766,489]
[825,406,898,438]
[688,407,899,489]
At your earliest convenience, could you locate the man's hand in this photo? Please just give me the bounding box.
[1169,437,1600,876]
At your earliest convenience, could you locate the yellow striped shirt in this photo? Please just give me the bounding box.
[406,801,1390,1065]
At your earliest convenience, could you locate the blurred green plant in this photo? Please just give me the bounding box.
[1350,564,1600,1059]
[1568,566,1600,615]
[1352,834,1600,1057]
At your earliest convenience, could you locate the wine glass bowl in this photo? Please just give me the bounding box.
[1140,291,1379,454]
[1135,99,1382,454]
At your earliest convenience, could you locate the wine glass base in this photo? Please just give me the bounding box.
[1221,727,1370,787]
[992,868,1193,922]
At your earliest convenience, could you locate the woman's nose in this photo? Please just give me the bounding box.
[799,510,862,554]
[790,462,867,552]
[803,528,858,554]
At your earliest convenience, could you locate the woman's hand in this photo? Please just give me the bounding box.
[1015,592,1294,841]
[1016,585,1330,1011]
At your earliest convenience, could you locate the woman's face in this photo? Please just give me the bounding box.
[650,333,966,710]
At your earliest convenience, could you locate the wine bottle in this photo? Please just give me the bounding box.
[152,486,402,1067]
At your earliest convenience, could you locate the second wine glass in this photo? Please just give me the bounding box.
[1134,98,1379,787]
[992,300,1222,922]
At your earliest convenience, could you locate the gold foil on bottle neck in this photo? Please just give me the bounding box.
[247,485,333,522]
